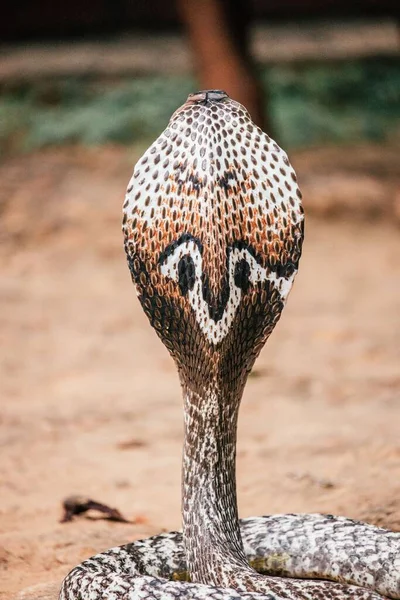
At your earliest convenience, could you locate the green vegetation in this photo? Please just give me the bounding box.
[264,57,400,146]
[0,57,399,155]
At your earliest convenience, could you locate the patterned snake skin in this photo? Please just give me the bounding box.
[60,91,400,600]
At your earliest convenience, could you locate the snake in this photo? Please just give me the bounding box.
[60,90,400,600]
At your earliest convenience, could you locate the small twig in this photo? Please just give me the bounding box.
[60,495,131,523]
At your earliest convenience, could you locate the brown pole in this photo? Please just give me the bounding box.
[176,0,268,131]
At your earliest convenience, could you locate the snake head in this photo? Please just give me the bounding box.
[123,91,304,390]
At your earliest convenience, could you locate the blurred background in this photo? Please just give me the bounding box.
[1,0,400,150]
[0,2,399,598]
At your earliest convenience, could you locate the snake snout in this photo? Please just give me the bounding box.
[187,90,229,105]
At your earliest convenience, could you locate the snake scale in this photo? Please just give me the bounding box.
[60,90,400,600]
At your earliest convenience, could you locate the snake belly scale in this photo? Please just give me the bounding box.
[60,90,400,600]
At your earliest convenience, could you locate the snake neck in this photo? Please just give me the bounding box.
[182,383,251,587]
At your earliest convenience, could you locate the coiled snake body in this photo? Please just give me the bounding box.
[60,91,400,600]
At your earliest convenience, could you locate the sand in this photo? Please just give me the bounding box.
[0,145,399,599]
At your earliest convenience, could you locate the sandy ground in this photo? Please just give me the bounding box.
[0,145,399,599]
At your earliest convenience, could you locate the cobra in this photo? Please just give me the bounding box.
[60,90,400,600]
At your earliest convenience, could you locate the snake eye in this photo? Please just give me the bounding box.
[178,254,196,296]
[234,258,251,293]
